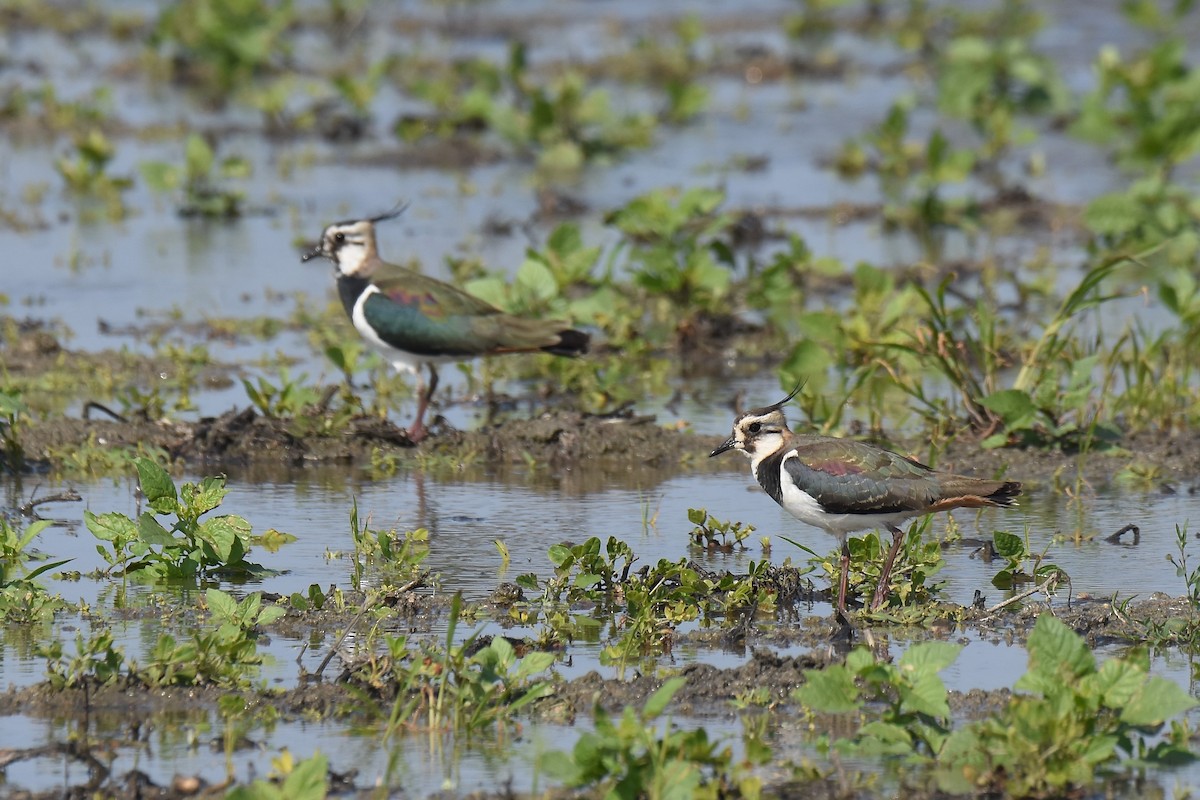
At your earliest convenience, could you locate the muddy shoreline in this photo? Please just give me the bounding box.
[12,402,1200,493]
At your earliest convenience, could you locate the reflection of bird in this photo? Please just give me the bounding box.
[302,208,590,442]
[711,386,1021,622]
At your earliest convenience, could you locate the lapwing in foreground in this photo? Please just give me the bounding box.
[710,385,1021,622]
[302,208,590,442]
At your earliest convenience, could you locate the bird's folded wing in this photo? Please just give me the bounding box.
[783,440,934,515]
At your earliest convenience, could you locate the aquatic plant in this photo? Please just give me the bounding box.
[140,132,249,217]
[138,589,283,688]
[41,629,126,690]
[883,256,1130,450]
[86,457,269,580]
[608,186,736,334]
[936,32,1068,165]
[340,500,431,590]
[796,615,1196,796]
[42,590,282,689]
[988,529,1064,591]
[242,368,323,419]
[371,594,555,738]
[687,507,755,551]
[0,518,69,623]
[0,388,28,472]
[541,677,761,799]
[55,128,131,217]
[517,533,799,666]
[226,750,329,800]
[150,0,296,98]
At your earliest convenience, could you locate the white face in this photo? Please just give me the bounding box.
[731,408,789,460]
[318,220,376,278]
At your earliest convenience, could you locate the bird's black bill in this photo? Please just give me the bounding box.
[710,436,737,457]
[301,246,326,263]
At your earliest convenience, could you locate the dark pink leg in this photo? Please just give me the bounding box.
[408,364,439,443]
[836,539,851,626]
[871,525,906,611]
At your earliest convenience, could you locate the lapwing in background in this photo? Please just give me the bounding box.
[302,207,590,442]
[710,385,1021,623]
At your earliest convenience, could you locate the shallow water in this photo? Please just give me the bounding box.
[5,0,1200,796]
[4,462,1199,681]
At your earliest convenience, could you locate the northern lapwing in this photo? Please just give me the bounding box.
[302,208,590,442]
[710,385,1021,622]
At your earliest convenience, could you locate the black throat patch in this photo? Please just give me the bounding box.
[336,274,371,320]
[754,449,787,506]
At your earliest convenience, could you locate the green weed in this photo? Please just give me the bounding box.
[150,0,295,98]
[687,507,755,551]
[541,677,758,799]
[226,750,329,800]
[0,388,28,471]
[85,457,270,580]
[138,589,283,688]
[0,518,69,623]
[370,594,555,738]
[796,616,1196,796]
[242,369,323,418]
[140,132,249,217]
[988,529,1064,591]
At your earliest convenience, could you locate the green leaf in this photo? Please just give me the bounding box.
[133,457,177,514]
[538,749,583,783]
[992,530,1025,560]
[138,161,181,192]
[515,258,558,301]
[1092,658,1146,709]
[138,512,175,545]
[781,339,832,381]
[206,588,238,621]
[279,752,329,800]
[463,276,508,308]
[980,389,1038,428]
[643,676,686,719]
[184,133,214,180]
[547,544,572,567]
[794,665,861,713]
[190,476,228,516]
[257,604,286,626]
[85,510,138,542]
[901,673,952,719]
[16,519,53,551]
[1121,676,1198,726]
[1084,192,1142,236]
[513,650,556,679]
[24,558,72,582]
[898,641,961,678]
[1017,614,1094,693]
[199,515,251,562]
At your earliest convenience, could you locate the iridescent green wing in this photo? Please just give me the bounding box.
[784,437,937,514]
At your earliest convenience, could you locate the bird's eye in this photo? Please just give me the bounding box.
[333,232,345,243]
[747,422,762,434]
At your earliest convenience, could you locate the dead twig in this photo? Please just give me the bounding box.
[1104,524,1140,545]
[984,572,1061,617]
[20,488,82,517]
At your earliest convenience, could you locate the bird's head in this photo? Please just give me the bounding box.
[710,383,802,461]
[302,204,406,278]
